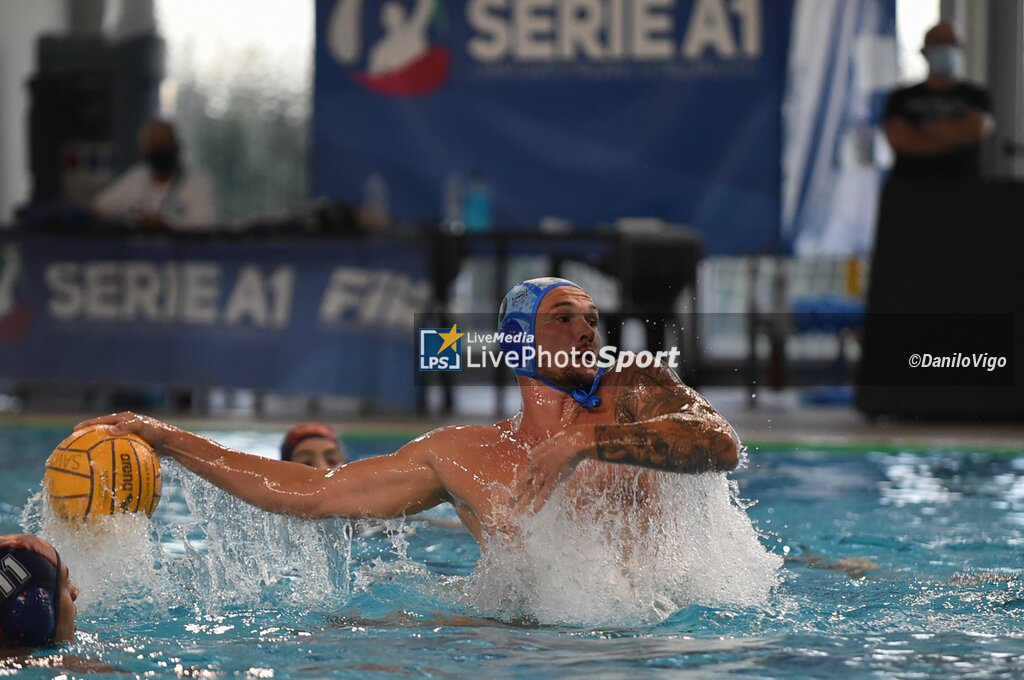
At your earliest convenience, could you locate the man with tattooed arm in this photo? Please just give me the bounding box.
[79,278,739,547]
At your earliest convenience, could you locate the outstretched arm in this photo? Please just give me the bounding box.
[75,413,448,520]
[515,365,738,512]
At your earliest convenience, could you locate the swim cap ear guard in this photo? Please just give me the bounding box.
[0,547,61,648]
[497,313,531,363]
[497,277,604,408]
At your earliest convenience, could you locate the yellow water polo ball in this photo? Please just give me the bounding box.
[43,425,163,520]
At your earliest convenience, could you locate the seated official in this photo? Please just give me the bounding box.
[92,119,218,230]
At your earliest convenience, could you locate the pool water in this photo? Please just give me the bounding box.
[2,425,1023,678]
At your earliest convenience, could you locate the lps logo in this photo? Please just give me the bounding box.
[418,324,464,371]
[327,0,451,96]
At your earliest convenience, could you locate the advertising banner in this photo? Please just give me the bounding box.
[313,0,794,254]
[0,235,431,410]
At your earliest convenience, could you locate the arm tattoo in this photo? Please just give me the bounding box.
[594,417,735,473]
[595,365,737,473]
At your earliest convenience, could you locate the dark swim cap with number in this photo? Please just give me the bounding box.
[497,277,604,407]
[0,546,62,647]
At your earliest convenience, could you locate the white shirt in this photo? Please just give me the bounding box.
[93,163,218,230]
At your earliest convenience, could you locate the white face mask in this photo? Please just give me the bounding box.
[925,45,961,78]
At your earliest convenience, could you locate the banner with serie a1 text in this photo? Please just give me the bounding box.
[0,234,431,411]
[313,0,794,255]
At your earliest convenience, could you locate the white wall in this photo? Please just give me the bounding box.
[0,1,67,223]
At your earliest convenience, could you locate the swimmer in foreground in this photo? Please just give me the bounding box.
[77,278,739,547]
[0,534,79,650]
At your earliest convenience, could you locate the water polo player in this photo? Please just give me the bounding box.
[0,534,79,649]
[78,277,739,546]
[280,423,347,469]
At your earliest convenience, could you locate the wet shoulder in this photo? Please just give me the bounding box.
[614,361,685,388]
[412,423,507,455]
[411,422,520,486]
[602,360,684,393]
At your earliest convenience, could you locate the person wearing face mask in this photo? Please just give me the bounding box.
[92,119,218,230]
[883,21,995,179]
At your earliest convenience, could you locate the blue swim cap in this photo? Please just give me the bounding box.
[0,547,61,648]
[497,277,604,407]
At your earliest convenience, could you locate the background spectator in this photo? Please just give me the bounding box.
[92,119,218,229]
[883,21,995,178]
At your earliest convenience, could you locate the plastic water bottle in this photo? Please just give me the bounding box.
[441,171,464,234]
[463,170,492,233]
[363,172,390,223]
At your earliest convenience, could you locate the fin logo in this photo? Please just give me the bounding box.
[418,324,463,371]
[326,0,451,97]
[0,245,31,345]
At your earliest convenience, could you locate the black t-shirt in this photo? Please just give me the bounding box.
[883,82,991,178]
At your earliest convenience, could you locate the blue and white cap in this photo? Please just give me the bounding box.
[497,277,604,407]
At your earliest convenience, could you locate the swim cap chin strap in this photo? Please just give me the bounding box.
[535,366,605,408]
[0,547,61,647]
[497,277,605,408]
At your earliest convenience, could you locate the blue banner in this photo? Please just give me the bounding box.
[313,0,793,254]
[0,235,431,410]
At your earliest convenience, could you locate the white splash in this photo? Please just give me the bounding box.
[21,461,356,617]
[22,457,780,628]
[465,469,781,626]
[20,492,169,616]
[158,461,355,612]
